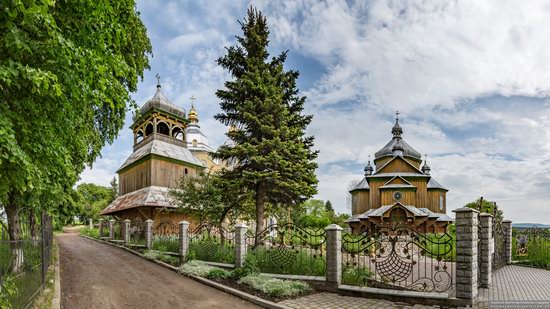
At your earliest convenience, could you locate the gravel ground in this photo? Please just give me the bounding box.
[57,232,260,309]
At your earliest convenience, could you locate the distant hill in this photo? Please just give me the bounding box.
[512,223,550,229]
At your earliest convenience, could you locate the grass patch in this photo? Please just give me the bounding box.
[187,240,235,264]
[238,274,312,298]
[152,235,179,253]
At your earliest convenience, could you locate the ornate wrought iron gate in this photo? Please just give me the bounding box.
[341,222,455,293]
[492,205,507,271]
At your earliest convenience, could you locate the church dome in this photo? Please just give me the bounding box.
[188,104,198,123]
[135,84,186,121]
[374,117,422,161]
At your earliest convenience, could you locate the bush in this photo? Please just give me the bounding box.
[238,274,311,297]
[143,250,161,260]
[178,260,218,277]
[206,268,231,280]
[231,254,260,279]
[79,227,99,239]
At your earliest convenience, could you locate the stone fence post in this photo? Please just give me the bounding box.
[99,219,104,238]
[123,219,131,244]
[89,218,93,229]
[179,221,190,262]
[234,223,248,267]
[453,207,479,301]
[325,224,343,290]
[109,219,115,240]
[503,220,513,264]
[479,213,493,288]
[145,219,153,250]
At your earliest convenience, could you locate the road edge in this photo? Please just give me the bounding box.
[52,239,61,309]
[81,235,290,309]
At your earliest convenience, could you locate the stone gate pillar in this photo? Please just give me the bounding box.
[145,219,153,250]
[503,220,513,265]
[234,223,248,267]
[325,224,343,290]
[453,207,479,301]
[179,221,190,261]
[98,219,104,238]
[123,219,131,244]
[479,213,493,288]
[109,219,115,240]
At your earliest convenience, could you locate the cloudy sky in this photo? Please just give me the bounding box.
[80,0,550,224]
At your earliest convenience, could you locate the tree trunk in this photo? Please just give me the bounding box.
[254,183,266,247]
[5,196,24,273]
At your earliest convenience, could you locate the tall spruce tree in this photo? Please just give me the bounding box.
[215,7,318,241]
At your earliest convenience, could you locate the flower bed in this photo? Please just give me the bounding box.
[178,260,316,302]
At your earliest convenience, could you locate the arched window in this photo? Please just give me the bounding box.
[390,208,407,222]
[136,130,144,143]
[192,139,198,147]
[145,123,153,136]
[157,122,170,136]
[439,194,444,210]
[172,127,184,141]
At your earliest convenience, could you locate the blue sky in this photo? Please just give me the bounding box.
[80,0,550,223]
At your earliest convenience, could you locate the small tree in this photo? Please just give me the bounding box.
[325,200,334,214]
[465,197,503,221]
[215,7,318,242]
[109,177,119,201]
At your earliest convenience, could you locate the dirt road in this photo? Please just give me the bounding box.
[57,233,260,309]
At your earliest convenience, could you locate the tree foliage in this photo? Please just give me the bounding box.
[214,7,318,237]
[170,172,253,226]
[293,199,350,229]
[76,183,115,222]
[464,197,504,221]
[0,0,151,270]
[0,0,151,215]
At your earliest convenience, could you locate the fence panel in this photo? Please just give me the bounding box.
[513,226,550,269]
[341,223,455,293]
[188,224,235,264]
[128,217,146,249]
[152,219,179,254]
[245,223,327,276]
[0,209,53,309]
[492,217,507,271]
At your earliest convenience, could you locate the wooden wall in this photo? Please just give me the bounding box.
[377,157,420,174]
[380,189,416,205]
[119,160,152,195]
[119,158,200,195]
[352,190,370,215]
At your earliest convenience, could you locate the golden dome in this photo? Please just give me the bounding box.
[188,102,198,123]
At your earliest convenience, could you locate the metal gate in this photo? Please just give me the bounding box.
[492,204,507,271]
[341,222,455,293]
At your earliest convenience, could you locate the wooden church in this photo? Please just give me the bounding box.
[100,81,214,227]
[347,114,452,234]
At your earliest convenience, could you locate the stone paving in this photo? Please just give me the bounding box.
[279,292,439,309]
[281,265,550,309]
[477,265,550,303]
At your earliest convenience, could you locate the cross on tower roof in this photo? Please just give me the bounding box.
[155,73,161,88]
[190,95,196,108]
[396,110,400,120]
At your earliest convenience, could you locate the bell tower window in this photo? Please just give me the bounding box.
[439,194,444,211]
[157,122,170,136]
[145,123,153,136]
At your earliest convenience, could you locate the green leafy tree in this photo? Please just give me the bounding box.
[0,0,151,271]
[170,172,253,226]
[464,197,504,221]
[325,200,334,214]
[214,7,318,241]
[76,183,114,222]
[109,177,119,201]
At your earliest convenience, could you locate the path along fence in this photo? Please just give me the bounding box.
[90,207,523,305]
[0,209,53,309]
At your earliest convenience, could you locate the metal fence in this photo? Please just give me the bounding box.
[188,224,236,264]
[0,208,53,309]
[245,223,327,276]
[341,222,455,293]
[513,226,550,269]
[152,219,179,254]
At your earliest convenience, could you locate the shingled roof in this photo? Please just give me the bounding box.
[101,186,176,215]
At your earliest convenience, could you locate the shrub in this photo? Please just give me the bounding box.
[143,250,161,260]
[178,260,218,277]
[206,268,231,280]
[231,254,260,279]
[80,227,99,239]
[341,266,373,286]
[238,274,311,297]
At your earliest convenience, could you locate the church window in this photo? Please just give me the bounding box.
[390,208,407,222]
[184,168,188,175]
[439,194,444,210]
[157,122,170,136]
[192,139,198,147]
[145,123,153,136]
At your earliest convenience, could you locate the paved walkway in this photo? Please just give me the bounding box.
[477,265,550,304]
[282,265,550,309]
[58,233,259,309]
